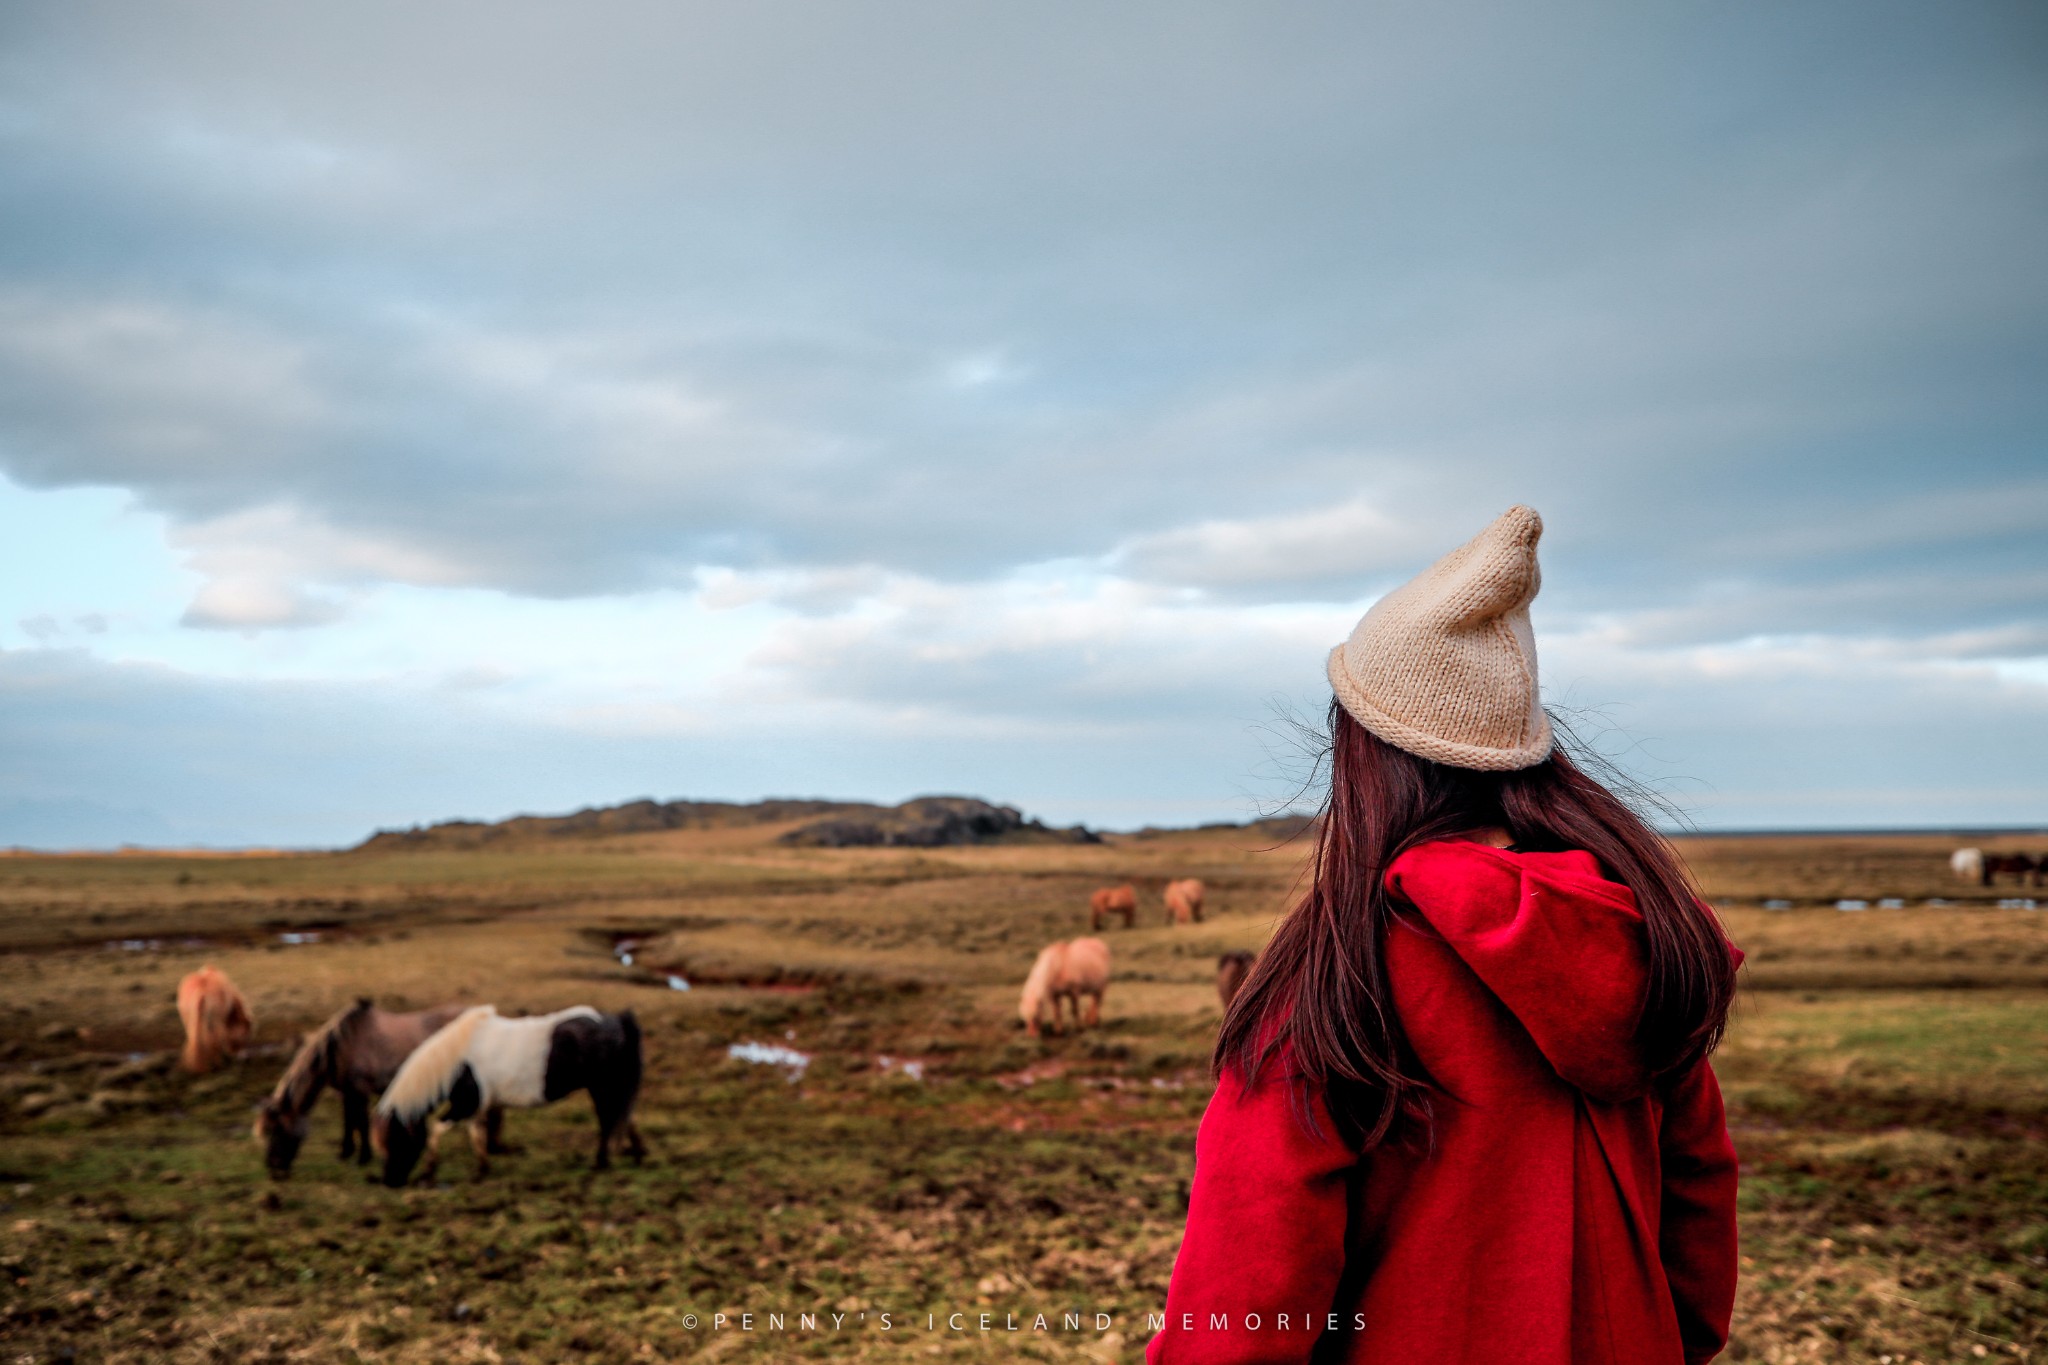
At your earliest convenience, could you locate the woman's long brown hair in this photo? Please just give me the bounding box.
[1215,700,1737,1151]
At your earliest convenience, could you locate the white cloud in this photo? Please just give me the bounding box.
[168,502,469,629]
[1112,495,1438,592]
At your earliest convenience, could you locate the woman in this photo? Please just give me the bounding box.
[1149,506,1740,1365]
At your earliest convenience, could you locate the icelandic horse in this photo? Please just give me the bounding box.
[1019,938,1111,1038]
[1089,885,1137,931]
[177,965,254,1072]
[254,998,465,1179]
[372,1004,645,1187]
[1164,878,1206,925]
[1216,950,1256,1009]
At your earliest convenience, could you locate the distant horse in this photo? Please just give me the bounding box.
[177,965,253,1073]
[372,1005,645,1187]
[1019,938,1111,1038]
[253,998,464,1180]
[1216,951,1256,1009]
[1164,878,1206,925]
[1982,852,2043,888]
[1951,848,1984,883]
[1089,885,1137,931]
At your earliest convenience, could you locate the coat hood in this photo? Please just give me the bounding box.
[1385,839,1653,1102]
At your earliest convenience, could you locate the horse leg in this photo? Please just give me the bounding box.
[340,1091,366,1161]
[467,1118,493,1180]
[1084,990,1101,1028]
[419,1119,447,1184]
[483,1105,518,1155]
[622,1118,647,1162]
[590,1092,619,1172]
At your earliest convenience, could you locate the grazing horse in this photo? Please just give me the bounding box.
[177,966,253,1073]
[1089,885,1137,931]
[1164,878,1206,925]
[1951,848,1984,883]
[372,1005,645,1187]
[1216,951,1256,1010]
[253,999,464,1180]
[1019,937,1111,1038]
[1982,852,2043,888]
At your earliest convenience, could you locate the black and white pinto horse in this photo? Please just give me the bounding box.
[371,1004,645,1187]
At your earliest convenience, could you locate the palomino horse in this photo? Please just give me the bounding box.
[1164,878,1206,925]
[254,998,465,1179]
[1019,937,1111,1038]
[1216,951,1256,1009]
[177,965,253,1073]
[372,1005,645,1187]
[1089,885,1137,931]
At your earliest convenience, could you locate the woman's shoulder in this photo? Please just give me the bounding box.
[1387,837,1618,900]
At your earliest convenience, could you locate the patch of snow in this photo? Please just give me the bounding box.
[728,1041,809,1079]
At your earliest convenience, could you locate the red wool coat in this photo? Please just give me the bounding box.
[1148,840,1739,1365]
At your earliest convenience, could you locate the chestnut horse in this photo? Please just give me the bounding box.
[1019,937,1111,1037]
[177,965,253,1072]
[1216,951,1256,1009]
[254,998,465,1179]
[1089,885,1137,931]
[1164,878,1206,925]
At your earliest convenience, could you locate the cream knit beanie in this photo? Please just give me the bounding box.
[1325,504,1553,771]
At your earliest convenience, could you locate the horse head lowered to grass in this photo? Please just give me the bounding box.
[371,1004,645,1188]
[1019,938,1111,1038]
[177,965,253,1073]
[253,998,464,1180]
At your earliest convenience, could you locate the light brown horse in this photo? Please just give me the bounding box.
[1216,951,1256,1010]
[254,998,466,1179]
[1020,937,1111,1037]
[1164,878,1206,925]
[177,965,253,1072]
[1089,885,1137,931]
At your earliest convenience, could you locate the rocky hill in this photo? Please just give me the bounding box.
[355,794,1097,851]
[776,796,1099,848]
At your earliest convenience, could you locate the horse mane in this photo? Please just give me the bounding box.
[267,998,370,1112]
[377,1005,497,1123]
[1019,942,1066,1023]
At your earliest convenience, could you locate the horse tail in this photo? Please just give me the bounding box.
[616,1010,644,1102]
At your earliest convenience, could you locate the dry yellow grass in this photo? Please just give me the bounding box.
[1,826,2043,1362]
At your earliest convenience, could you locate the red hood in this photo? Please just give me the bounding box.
[1385,840,1655,1102]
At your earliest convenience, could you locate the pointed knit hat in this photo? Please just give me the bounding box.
[1325,504,1552,771]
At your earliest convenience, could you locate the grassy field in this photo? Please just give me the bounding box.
[1,825,2045,1363]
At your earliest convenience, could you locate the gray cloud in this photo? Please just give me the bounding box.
[0,2,2043,842]
[0,0,2039,638]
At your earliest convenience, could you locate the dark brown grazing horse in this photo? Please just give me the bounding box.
[1982,853,2045,888]
[1216,951,1256,1010]
[1089,885,1138,931]
[254,998,464,1180]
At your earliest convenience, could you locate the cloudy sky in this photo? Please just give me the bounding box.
[2,1,2044,848]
